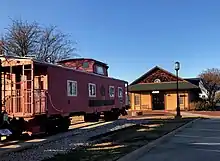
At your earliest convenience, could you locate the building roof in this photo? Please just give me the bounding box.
[129,66,184,86]
[128,66,200,92]
[184,78,201,86]
[57,58,109,67]
[128,81,199,92]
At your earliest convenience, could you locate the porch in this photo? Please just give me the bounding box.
[1,57,48,117]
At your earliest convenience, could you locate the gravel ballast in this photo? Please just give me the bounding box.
[0,119,150,161]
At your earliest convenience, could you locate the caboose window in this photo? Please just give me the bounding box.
[96,65,104,75]
[82,62,89,68]
[67,80,77,96]
[88,83,96,97]
[109,86,115,97]
[118,87,123,98]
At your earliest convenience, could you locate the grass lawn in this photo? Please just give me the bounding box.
[44,117,195,161]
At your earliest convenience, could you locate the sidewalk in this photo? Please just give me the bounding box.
[169,111,220,118]
[136,118,220,161]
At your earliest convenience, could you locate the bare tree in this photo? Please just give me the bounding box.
[199,68,220,109]
[36,26,77,63]
[1,19,77,63]
[1,19,41,57]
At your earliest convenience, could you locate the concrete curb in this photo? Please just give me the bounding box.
[116,118,200,161]
[169,111,220,119]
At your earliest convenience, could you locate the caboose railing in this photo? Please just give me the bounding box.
[3,89,47,117]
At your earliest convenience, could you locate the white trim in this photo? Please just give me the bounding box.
[88,83,96,97]
[67,80,77,96]
[109,86,115,98]
[118,87,123,98]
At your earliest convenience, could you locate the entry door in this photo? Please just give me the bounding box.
[152,93,165,110]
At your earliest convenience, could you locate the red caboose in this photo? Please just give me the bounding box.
[0,56,129,136]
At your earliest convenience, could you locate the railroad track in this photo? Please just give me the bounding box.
[0,115,149,149]
[0,117,150,161]
[0,120,106,148]
[0,114,173,150]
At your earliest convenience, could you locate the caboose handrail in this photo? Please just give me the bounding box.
[45,90,63,113]
[3,89,47,116]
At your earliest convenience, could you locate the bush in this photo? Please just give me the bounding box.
[190,101,216,111]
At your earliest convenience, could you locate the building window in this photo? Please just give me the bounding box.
[134,95,140,105]
[179,95,185,105]
[118,87,123,98]
[109,86,115,97]
[82,62,89,68]
[40,81,44,89]
[96,65,104,75]
[154,79,161,83]
[67,80,77,96]
[88,83,96,97]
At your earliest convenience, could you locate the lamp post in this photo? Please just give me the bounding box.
[175,61,181,118]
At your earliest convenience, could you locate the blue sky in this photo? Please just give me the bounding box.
[0,0,220,83]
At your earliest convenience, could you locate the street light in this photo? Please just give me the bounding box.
[175,61,181,118]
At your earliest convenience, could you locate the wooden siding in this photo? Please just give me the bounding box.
[130,92,152,111]
[129,91,190,111]
[165,92,189,110]
[141,93,151,110]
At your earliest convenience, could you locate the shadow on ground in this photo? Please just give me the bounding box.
[43,117,195,161]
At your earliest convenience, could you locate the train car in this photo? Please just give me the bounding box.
[0,56,129,136]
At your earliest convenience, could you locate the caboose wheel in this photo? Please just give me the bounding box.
[9,117,25,139]
[84,113,100,122]
[104,110,119,122]
[58,117,70,132]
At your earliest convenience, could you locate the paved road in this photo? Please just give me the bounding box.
[136,118,220,161]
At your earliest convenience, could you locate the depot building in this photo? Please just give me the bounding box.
[128,66,202,111]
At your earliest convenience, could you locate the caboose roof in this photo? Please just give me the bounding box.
[0,56,127,83]
[57,58,109,67]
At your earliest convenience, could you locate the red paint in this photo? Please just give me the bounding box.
[47,64,126,116]
[58,58,109,76]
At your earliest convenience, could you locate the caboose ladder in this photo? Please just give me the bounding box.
[22,63,34,115]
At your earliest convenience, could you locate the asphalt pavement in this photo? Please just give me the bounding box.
[136,118,220,161]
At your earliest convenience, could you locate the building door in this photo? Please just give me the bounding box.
[141,94,151,110]
[134,94,141,110]
[152,93,165,110]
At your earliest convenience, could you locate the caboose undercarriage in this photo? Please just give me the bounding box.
[0,57,128,138]
[0,57,52,137]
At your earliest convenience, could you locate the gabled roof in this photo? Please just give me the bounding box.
[129,66,184,85]
[128,66,200,92]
